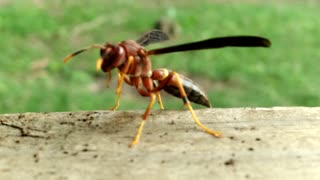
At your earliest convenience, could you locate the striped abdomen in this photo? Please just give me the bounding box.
[161,74,211,107]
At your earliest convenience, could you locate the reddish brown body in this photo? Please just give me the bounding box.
[63,30,271,146]
[98,39,210,107]
[100,40,157,97]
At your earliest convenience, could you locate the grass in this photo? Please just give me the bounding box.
[0,1,319,113]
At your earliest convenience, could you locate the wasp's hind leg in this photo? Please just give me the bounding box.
[173,71,221,137]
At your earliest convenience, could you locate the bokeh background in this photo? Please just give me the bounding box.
[0,0,319,113]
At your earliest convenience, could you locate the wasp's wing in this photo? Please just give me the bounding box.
[147,36,271,55]
[136,30,170,46]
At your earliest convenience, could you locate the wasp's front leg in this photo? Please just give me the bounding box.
[110,56,134,111]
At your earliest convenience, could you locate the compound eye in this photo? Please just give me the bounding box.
[99,46,116,72]
[100,48,105,57]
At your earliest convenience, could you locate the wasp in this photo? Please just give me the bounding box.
[63,30,271,147]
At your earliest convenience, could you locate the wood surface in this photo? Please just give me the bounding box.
[0,107,319,180]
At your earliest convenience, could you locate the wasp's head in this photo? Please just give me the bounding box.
[97,43,126,73]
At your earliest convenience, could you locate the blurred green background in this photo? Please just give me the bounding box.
[0,0,319,113]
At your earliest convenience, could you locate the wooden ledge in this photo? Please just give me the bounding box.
[0,107,319,179]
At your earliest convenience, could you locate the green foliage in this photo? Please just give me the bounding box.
[0,1,319,113]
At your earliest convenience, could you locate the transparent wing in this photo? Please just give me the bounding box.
[136,30,170,46]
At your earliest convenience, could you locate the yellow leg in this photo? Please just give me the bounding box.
[174,72,221,137]
[129,93,156,147]
[110,71,123,111]
[156,92,164,110]
[110,56,134,111]
[129,120,145,147]
[186,105,221,137]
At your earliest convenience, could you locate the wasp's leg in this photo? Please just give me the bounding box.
[129,93,156,147]
[151,69,221,137]
[110,71,123,111]
[105,71,112,88]
[156,92,164,110]
[110,56,134,111]
[172,71,221,137]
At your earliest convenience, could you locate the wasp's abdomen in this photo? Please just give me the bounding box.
[162,75,211,107]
